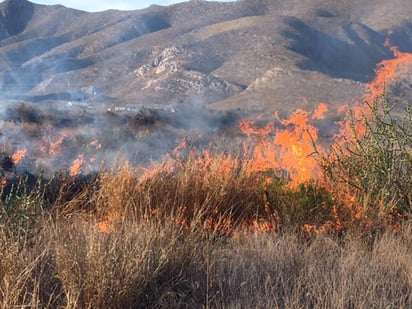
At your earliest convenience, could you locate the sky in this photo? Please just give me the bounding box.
[32,0,238,12]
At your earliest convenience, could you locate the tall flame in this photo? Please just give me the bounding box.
[335,31,412,146]
[364,31,412,104]
[240,103,327,186]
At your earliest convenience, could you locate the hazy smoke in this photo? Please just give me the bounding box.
[0,97,241,177]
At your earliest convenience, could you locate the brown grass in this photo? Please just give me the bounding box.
[0,154,410,308]
[0,215,411,308]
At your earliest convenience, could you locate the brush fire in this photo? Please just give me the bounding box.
[0,32,411,236]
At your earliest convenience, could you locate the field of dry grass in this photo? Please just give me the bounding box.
[0,95,410,308]
[0,154,409,307]
[1,215,412,308]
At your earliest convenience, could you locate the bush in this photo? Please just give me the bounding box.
[256,172,335,232]
[317,94,412,225]
[0,174,44,241]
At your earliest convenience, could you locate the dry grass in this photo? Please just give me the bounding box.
[0,156,409,307]
[0,215,411,308]
[0,153,410,308]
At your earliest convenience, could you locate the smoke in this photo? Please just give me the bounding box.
[0,95,241,178]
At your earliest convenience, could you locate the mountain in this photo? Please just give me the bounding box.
[0,0,411,116]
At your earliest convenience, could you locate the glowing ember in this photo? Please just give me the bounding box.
[0,177,7,190]
[98,220,114,233]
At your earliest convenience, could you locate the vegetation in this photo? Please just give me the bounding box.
[316,95,412,228]
[0,95,411,307]
[1,219,411,308]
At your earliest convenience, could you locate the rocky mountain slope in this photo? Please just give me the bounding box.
[0,0,411,115]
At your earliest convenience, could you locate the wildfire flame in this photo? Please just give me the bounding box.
[365,31,412,104]
[69,154,84,177]
[11,149,27,164]
[40,133,67,157]
[240,103,327,186]
[312,102,328,120]
[3,31,408,237]
[335,31,412,145]
[232,30,412,233]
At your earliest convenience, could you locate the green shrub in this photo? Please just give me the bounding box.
[0,175,45,241]
[317,94,411,224]
[257,172,335,231]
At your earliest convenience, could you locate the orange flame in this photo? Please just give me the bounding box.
[38,133,67,157]
[312,102,328,120]
[274,108,321,185]
[335,31,412,147]
[364,31,412,104]
[78,31,412,236]
[69,154,84,177]
[240,103,326,186]
[11,149,27,164]
[326,33,412,231]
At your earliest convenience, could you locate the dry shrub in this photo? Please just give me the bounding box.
[47,218,210,308]
[206,226,412,308]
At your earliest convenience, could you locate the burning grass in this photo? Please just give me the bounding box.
[0,89,410,307]
[0,93,410,306]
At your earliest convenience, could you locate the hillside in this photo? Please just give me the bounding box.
[0,0,411,116]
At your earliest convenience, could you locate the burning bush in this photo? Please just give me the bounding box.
[317,95,412,227]
[258,173,335,231]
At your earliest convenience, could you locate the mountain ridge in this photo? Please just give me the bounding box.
[0,0,411,115]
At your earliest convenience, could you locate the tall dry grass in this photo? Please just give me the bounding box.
[0,216,411,308]
[0,152,411,308]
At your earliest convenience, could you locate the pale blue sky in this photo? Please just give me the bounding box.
[32,0,238,12]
